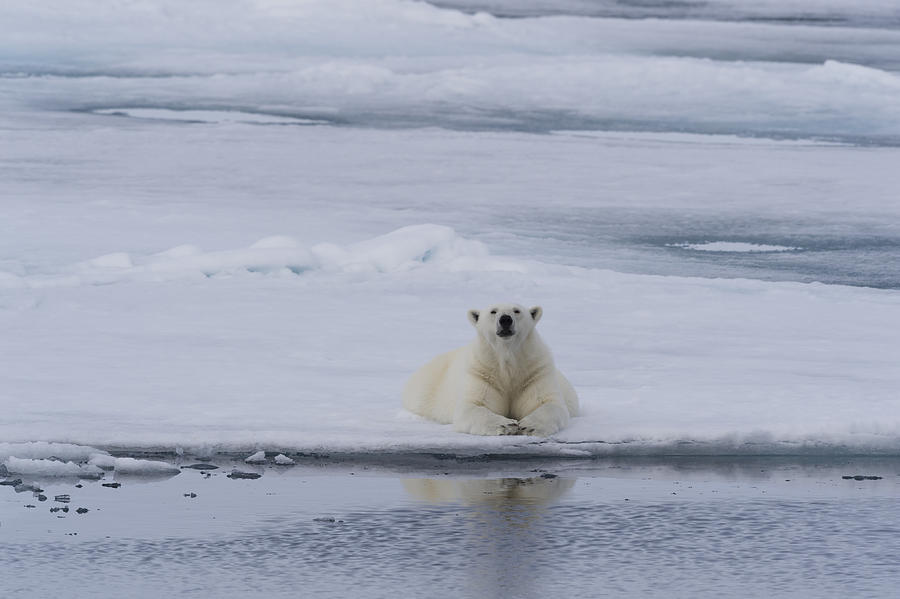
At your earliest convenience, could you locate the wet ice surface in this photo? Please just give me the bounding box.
[430,0,900,29]
[483,204,900,289]
[4,458,900,598]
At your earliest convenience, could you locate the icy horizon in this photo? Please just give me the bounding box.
[3,0,900,143]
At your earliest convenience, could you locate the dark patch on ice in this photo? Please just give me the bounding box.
[54,494,71,503]
[79,105,334,127]
[24,504,36,508]
[184,492,197,498]
[0,478,23,486]
[842,475,883,481]
[37,494,48,502]
[102,482,122,488]
[540,473,559,479]
[76,507,89,514]
[62,99,900,146]
[227,471,262,480]
[182,463,219,470]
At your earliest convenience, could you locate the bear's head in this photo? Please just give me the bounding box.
[467,303,542,346]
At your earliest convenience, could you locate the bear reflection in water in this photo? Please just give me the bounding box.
[403,476,576,595]
[404,475,575,514]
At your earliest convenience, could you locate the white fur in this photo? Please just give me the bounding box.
[402,303,579,436]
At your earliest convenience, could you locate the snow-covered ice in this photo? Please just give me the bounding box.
[0,442,105,462]
[1,0,899,460]
[87,455,180,475]
[3,457,103,479]
[2,220,899,457]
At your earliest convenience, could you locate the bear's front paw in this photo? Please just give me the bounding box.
[473,417,520,436]
[454,412,521,436]
[516,416,558,437]
[497,421,520,436]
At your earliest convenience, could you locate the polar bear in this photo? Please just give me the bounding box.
[402,303,578,436]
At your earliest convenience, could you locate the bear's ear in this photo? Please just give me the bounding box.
[467,309,480,327]
[529,306,543,323]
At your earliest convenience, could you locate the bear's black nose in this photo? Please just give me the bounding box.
[499,314,513,328]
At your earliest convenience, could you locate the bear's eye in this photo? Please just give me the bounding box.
[513,309,520,314]
[490,310,497,315]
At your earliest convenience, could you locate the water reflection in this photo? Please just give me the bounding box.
[403,475,575,507]
[6,464,900,599]
[404,476,576,597]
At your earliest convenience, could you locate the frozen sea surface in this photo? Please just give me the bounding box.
[3,5,900,593]
[4,457,900,598]
[3,1,900,142]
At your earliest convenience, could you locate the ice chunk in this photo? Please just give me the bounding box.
[244,451,267,464]
[112,457,180,475]
[274,454,295,465]
[88,455,180,475]
[88,454,118,470]
[341,224,488,272]
[3,457,104,479]
[0,443,108,462]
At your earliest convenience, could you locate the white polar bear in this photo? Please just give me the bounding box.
[402,303,578,436]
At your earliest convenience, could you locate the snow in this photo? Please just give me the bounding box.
[1,0,899,459]
[0,224,488,289]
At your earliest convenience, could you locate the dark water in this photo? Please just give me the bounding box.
[428,0,900,30]
[482,208,900,289]
[4,457,900,598]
